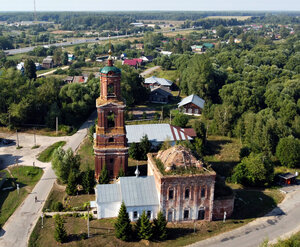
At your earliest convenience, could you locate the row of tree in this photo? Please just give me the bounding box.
[115,202,167,242]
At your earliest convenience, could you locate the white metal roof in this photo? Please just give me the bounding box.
[144,76,173,87]
[178,94,205,109]
[125,123,193,144]
[95,176,159,207]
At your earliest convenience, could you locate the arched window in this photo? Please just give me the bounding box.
[108,137,114,143]
[107,83,115,96]
[168,188,174,200]
[198,207,205,220]
[201,187,206,198]
[185,188,190,199]
[184,209,189,220]
[107,111,115,128]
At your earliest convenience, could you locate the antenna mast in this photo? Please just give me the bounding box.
[34,0,37,23]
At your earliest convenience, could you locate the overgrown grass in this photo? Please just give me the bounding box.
[43,183,66,212]
[0,166,43,227]
[37,141,66,162]
[77,138,94,172]
[269,231,300,247]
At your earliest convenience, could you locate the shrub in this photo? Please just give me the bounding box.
[153,211,167,241]
[51,202,64,212]
[54,214,67,243]
[115,202,132,241]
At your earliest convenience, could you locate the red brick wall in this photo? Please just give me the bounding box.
[212,197,235,220]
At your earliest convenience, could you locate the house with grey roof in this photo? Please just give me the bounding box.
[144,76,174,90]
[92,175,159,221]
[178,94,205,116]
[42,56,54,69]
[149,87,172,104]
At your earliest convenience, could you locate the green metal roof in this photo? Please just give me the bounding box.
[100,66,121,74]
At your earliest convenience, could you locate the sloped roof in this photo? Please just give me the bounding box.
[178,94,205,109]
[150,87,172,97]
[119,176,159,206]
[144,76,173,87]
[95,176,159,207]
[125,124,193,144]
[42,56,53,63]
[100,66,121,74]
[96,184,121,203]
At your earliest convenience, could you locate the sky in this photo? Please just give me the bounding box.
[1,0,300,11]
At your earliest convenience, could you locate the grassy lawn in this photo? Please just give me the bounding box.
[37,141,66,162]
[0,166,43,227]
[77,137,94,172]
[43,182,67,212]
[204,135,242,178]
[144,67,179,83]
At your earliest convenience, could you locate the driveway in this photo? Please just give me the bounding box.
[188,186,300,247]
[140,66,160,77]
[0,111,96,247]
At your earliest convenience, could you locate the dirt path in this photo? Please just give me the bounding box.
[140,65,160,77]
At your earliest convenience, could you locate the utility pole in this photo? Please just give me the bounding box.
[34,129,36,147]
[16,130,19,148]
[56,117,58,136]
[87,205,90,238]
[169,110,172,125]
[33,0,37,23]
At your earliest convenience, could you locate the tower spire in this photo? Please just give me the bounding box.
[108,34,113,66]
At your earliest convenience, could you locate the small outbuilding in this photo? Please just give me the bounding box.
[178,94,205,116]
[278,173,298,185]
[149,87,172,104]
[42,56,54,69]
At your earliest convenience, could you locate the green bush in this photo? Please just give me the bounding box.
[51,202,64,212]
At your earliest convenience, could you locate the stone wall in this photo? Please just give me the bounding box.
[212,197,235,220]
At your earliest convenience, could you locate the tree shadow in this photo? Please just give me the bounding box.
[209,161,239,178]
[166,227,197,240]
[0,154,23,170]
[205,139,232,156]
[231,189,284,220]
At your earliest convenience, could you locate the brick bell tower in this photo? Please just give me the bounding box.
[94,48,128,180]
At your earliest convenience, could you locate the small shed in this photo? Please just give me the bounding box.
[278,173,297,185]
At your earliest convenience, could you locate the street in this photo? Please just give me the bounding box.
[0,111,96,247]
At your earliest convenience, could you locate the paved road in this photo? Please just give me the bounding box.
[37,65,69,78]
[6,35,133,55]
[188,187,300,247]
[0,111,96,247]
[140,65,160,77]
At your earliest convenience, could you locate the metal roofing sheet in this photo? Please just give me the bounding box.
[178,94,205,109]
[125,124,173,143]
[119,176,159,206]
[145,76,173,86]
[96,184,121,203]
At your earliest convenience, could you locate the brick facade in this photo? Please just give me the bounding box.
[94,58,128,180]
[147,154,216,222]
[212,197,235,220]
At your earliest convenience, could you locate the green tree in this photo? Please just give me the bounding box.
[62,51,68,65]
[118,167,125,178]
[139,135,152,160]
[194,137,205,157]
[52,147,81,184]
[276,136,300,168]
[24,59,36,79]
[66,171,77,195]
[54,214,67,243]
[98,164,109,184]
[153,211,167,241]
[232,153,274,187]
[172,113,189,128]
[129,142,140,160]
[137,211,153,240]
[53,48,62,65]
[82,167,96,194]
[192,121,206,142]
[115,202,132,241]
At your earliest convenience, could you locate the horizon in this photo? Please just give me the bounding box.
[1,0,300,12]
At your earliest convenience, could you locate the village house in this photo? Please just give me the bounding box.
[42,56,54,69]
[140,55,154,63]
[122,58,143,68]
[178,94,205,116]
[149,87,172,104]
[144,76,174,90]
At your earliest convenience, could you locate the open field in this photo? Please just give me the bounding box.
[205,16,252,20]
[0,166,43,227]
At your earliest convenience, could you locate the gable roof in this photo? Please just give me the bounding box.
[42,56,53,64]
[150,87,172,97]
[144,76,173,87]
[95,176,159,207]
[178,94,205,109]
